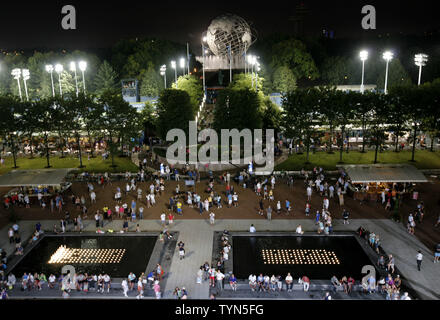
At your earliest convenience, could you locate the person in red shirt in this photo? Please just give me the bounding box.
[168,213,174,224]
[347,276,355,294]
[301,276,310,291]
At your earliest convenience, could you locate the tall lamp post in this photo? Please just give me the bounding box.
[55,64,63,96]
[171,60,177,88]
[255,63,260,92]
[45,64,55,97]
[78,61,87,93]
[180,58,185,77]
[202,36,207,95]
[70,61,79,96]
[11,68,23,101]
[160,65,167,89]
[382,51,393,94]
[359,50,368,93]
[414,53,428,86]
[22,69,30,101]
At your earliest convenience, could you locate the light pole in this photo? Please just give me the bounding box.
[171,60,177,88]
[45,64,55,97]
[382,51,393,94]
[202,36,207,95]
[70,61,79,96]
[55,64,63,96]
[180,58,185,77]
[414,53,428,86]
[11,68,22,101]
[255,63,260,92]
[160,64,167,89]
[247,55,256,88]
[78,61,87,93]
[359,50,368,93]
[22,69,30,101]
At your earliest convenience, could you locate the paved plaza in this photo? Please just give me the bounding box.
[1,217,439,300]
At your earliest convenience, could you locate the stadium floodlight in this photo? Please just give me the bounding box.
[78,61,87,93]
[45,64,55,97]
[22,69,30,101]
[11,68,23,100]
[160,64,167,88]
[382,51,394,94]
[171,60,177,88]
[414,53,428,86]
[359,50,368,93]
[55,64,63,96]
[70,62,79,96]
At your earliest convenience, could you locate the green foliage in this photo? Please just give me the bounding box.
[269,38,319,81]
[272,65,297,93]
[172,74,203,112]
[320,56,350,85]
[140,64,163,97]
[213,88,263,132]
[156,89,195,140]
[94,60,119,95]
[376,58,412,89]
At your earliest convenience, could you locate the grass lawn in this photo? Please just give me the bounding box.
[275,150,440,171]
[0,155,139,175]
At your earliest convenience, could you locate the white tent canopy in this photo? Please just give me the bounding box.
[0,169,72,187]
[340,164,428,183]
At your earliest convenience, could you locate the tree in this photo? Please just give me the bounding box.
[156,89,195,140]
[140,64,163,97]
[320,56,350,85]
[332,91,356,163]
[0,95,22,168]
[317,86,338,153]
[272,66,297,93]
[261,97,282,131]
[355,91,376,153]
[213,88,263,132]
[172,74,203,113]
[376,58,412,90]
[94,60,119,95]
[99,90,141,168]
[282,88,321,163]
[20,100,41,159]
[35,98,58,168]
[140,101,157,141]
[269,38,319,81]
[387,87,410,152]
[368,94,390,164]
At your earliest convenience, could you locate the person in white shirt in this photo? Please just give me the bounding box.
[307,186,312,201]
[285,273,293,292]
[216,270,225,290]
[401,292,411,300]
[248,274,257,291]
[416,250,423,271]
[296,224,304,235]
[121,279,129,297]
[209,212,215,225]
[249,224,256,233]
[160,213,166,226]
[90,191,96,203]
[103,274,111,292]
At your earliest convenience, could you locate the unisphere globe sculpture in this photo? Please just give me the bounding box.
[205,14,256,57]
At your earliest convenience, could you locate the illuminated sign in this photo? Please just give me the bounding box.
[261,249,340,265]
[48,245,126,264]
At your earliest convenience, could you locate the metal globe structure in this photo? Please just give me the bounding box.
[205,13,257,57]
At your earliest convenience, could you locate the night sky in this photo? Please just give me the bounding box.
[0,0,438,50]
